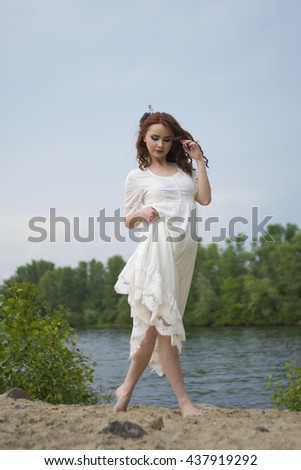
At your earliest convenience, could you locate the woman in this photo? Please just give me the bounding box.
[114,110,211,417]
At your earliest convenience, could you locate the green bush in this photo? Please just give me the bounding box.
[266,360,301,411]
[0,283,99,405]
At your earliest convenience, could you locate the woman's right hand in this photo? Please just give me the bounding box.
[126,206,159,228]
[139,206,160,224]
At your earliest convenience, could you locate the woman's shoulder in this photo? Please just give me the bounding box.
[125,167,147,180]
[126,167,143,176]
[124,168,147,187]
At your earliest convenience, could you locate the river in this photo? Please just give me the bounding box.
[76,326,301,409]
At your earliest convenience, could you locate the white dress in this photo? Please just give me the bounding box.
[114,166,198,376]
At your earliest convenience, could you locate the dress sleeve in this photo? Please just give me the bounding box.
[124,170,143,217]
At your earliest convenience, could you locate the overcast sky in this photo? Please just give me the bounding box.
[1,0,300,282]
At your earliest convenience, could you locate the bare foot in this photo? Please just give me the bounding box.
[180,400,203,418]
[113,384,132,412]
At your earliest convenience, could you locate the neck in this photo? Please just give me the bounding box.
[150,159,175,168]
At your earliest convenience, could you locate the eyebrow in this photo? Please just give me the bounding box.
[151,134,173,138]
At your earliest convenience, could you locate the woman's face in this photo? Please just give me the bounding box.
[143,123,173,161]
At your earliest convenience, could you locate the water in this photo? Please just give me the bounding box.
[76,326,301,409]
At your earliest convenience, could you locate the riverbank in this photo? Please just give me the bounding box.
[1,391,300,450]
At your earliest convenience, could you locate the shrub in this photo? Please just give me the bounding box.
[266,360,301,411]
[0,283,99,405]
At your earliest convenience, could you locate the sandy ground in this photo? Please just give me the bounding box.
[0,390,301,450]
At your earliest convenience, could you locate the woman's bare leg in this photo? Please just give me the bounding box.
[157,334,202,417]
[113,326,158,412]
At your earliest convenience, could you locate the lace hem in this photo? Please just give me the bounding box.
[114,261,186,376]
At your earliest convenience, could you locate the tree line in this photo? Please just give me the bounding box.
[2,223,301,328]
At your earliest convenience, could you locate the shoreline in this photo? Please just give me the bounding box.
[0,392,300,450]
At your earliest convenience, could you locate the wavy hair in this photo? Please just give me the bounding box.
[136,111,209,176]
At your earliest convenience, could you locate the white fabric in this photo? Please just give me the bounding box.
[114,167,198,376]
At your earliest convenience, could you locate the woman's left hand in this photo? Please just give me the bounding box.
[181,140,204,162]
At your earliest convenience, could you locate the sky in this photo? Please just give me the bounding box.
[1,0,300,282]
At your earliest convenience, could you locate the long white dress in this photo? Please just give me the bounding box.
[114,166,198,376]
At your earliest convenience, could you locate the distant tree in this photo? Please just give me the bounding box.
[3,259,54,286]
[38,265,87,328]
[242,275,280,325]
[249,225,301,324]
[114,295,131,326]
[185,272,219,326]
[76,259,107,327]
[101,256,126,323]
[38,269,60,307]
[72,261,88,313]
[219,277,245,325]
[85,259,105,312]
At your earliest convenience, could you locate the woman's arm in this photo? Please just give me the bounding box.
[181,139,212,206]
[194,158,211,206]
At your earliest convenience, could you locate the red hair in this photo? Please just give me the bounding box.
[136,112,209,176]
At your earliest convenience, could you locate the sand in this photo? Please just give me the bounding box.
[0,390,300,450]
